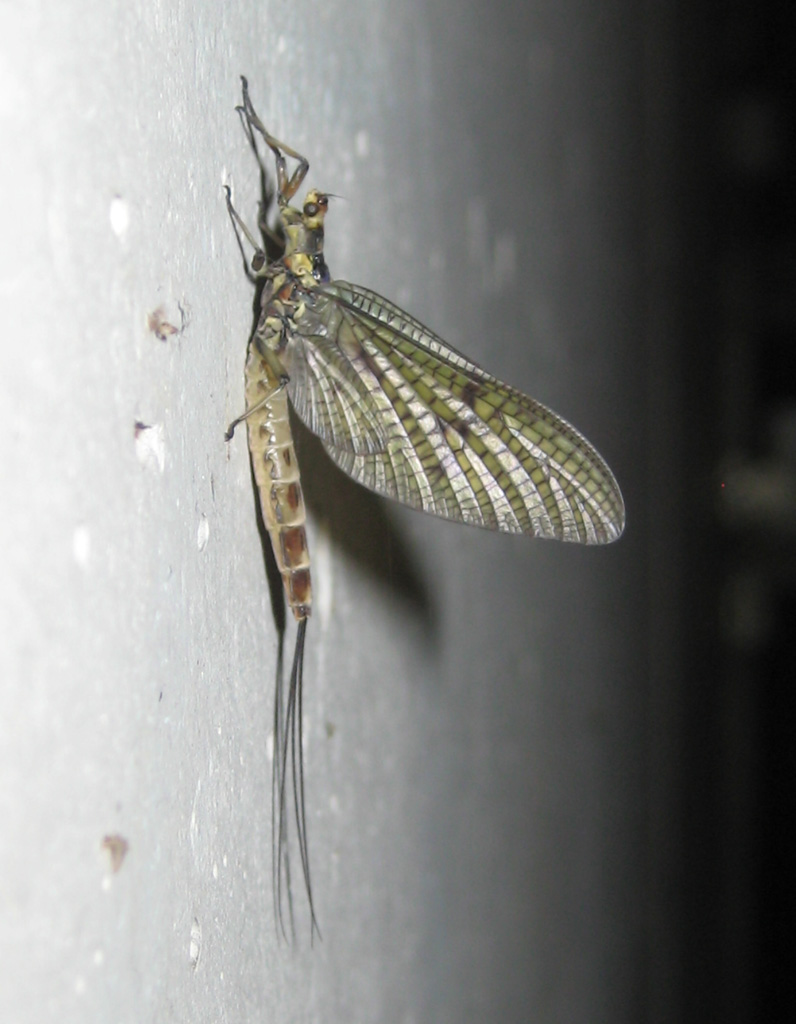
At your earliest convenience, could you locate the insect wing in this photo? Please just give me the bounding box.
[283,315,391,457]
[288,280,625,544]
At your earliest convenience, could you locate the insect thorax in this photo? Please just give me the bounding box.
[280,190,331,284]
[256,192,331,356]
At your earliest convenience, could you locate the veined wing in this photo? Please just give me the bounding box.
[288,280,625,544]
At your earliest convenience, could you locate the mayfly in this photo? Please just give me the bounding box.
[225,77,625,940]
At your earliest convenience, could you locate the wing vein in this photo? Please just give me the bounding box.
[284,280,625,543]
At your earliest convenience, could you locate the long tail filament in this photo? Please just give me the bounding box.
[273,617,320,942]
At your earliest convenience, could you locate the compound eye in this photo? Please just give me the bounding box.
[304,201,318,217]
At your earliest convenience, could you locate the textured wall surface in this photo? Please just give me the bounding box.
[1,1,671,1021]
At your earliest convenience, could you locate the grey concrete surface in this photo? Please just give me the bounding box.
[1,1,676,1021]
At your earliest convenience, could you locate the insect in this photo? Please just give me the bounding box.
[225,77,625,941]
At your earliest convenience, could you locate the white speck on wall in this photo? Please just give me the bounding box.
[108,196,130,240]
[134,422,165,473]
[196,514,210,551]
[189,918,201,970]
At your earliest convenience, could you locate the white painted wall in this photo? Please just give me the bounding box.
[1,1,675,1021]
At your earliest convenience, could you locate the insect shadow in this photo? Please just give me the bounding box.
[229,105,440,662]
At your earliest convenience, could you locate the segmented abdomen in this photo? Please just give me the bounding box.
[245,348,312,620]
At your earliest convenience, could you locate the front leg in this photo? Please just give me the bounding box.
[239,76,310,205]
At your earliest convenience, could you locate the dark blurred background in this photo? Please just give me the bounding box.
[680,1,795,1019]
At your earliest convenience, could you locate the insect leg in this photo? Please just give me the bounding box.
[238,76,309,204]
[224,366,288,441]
[224,185,269,282]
